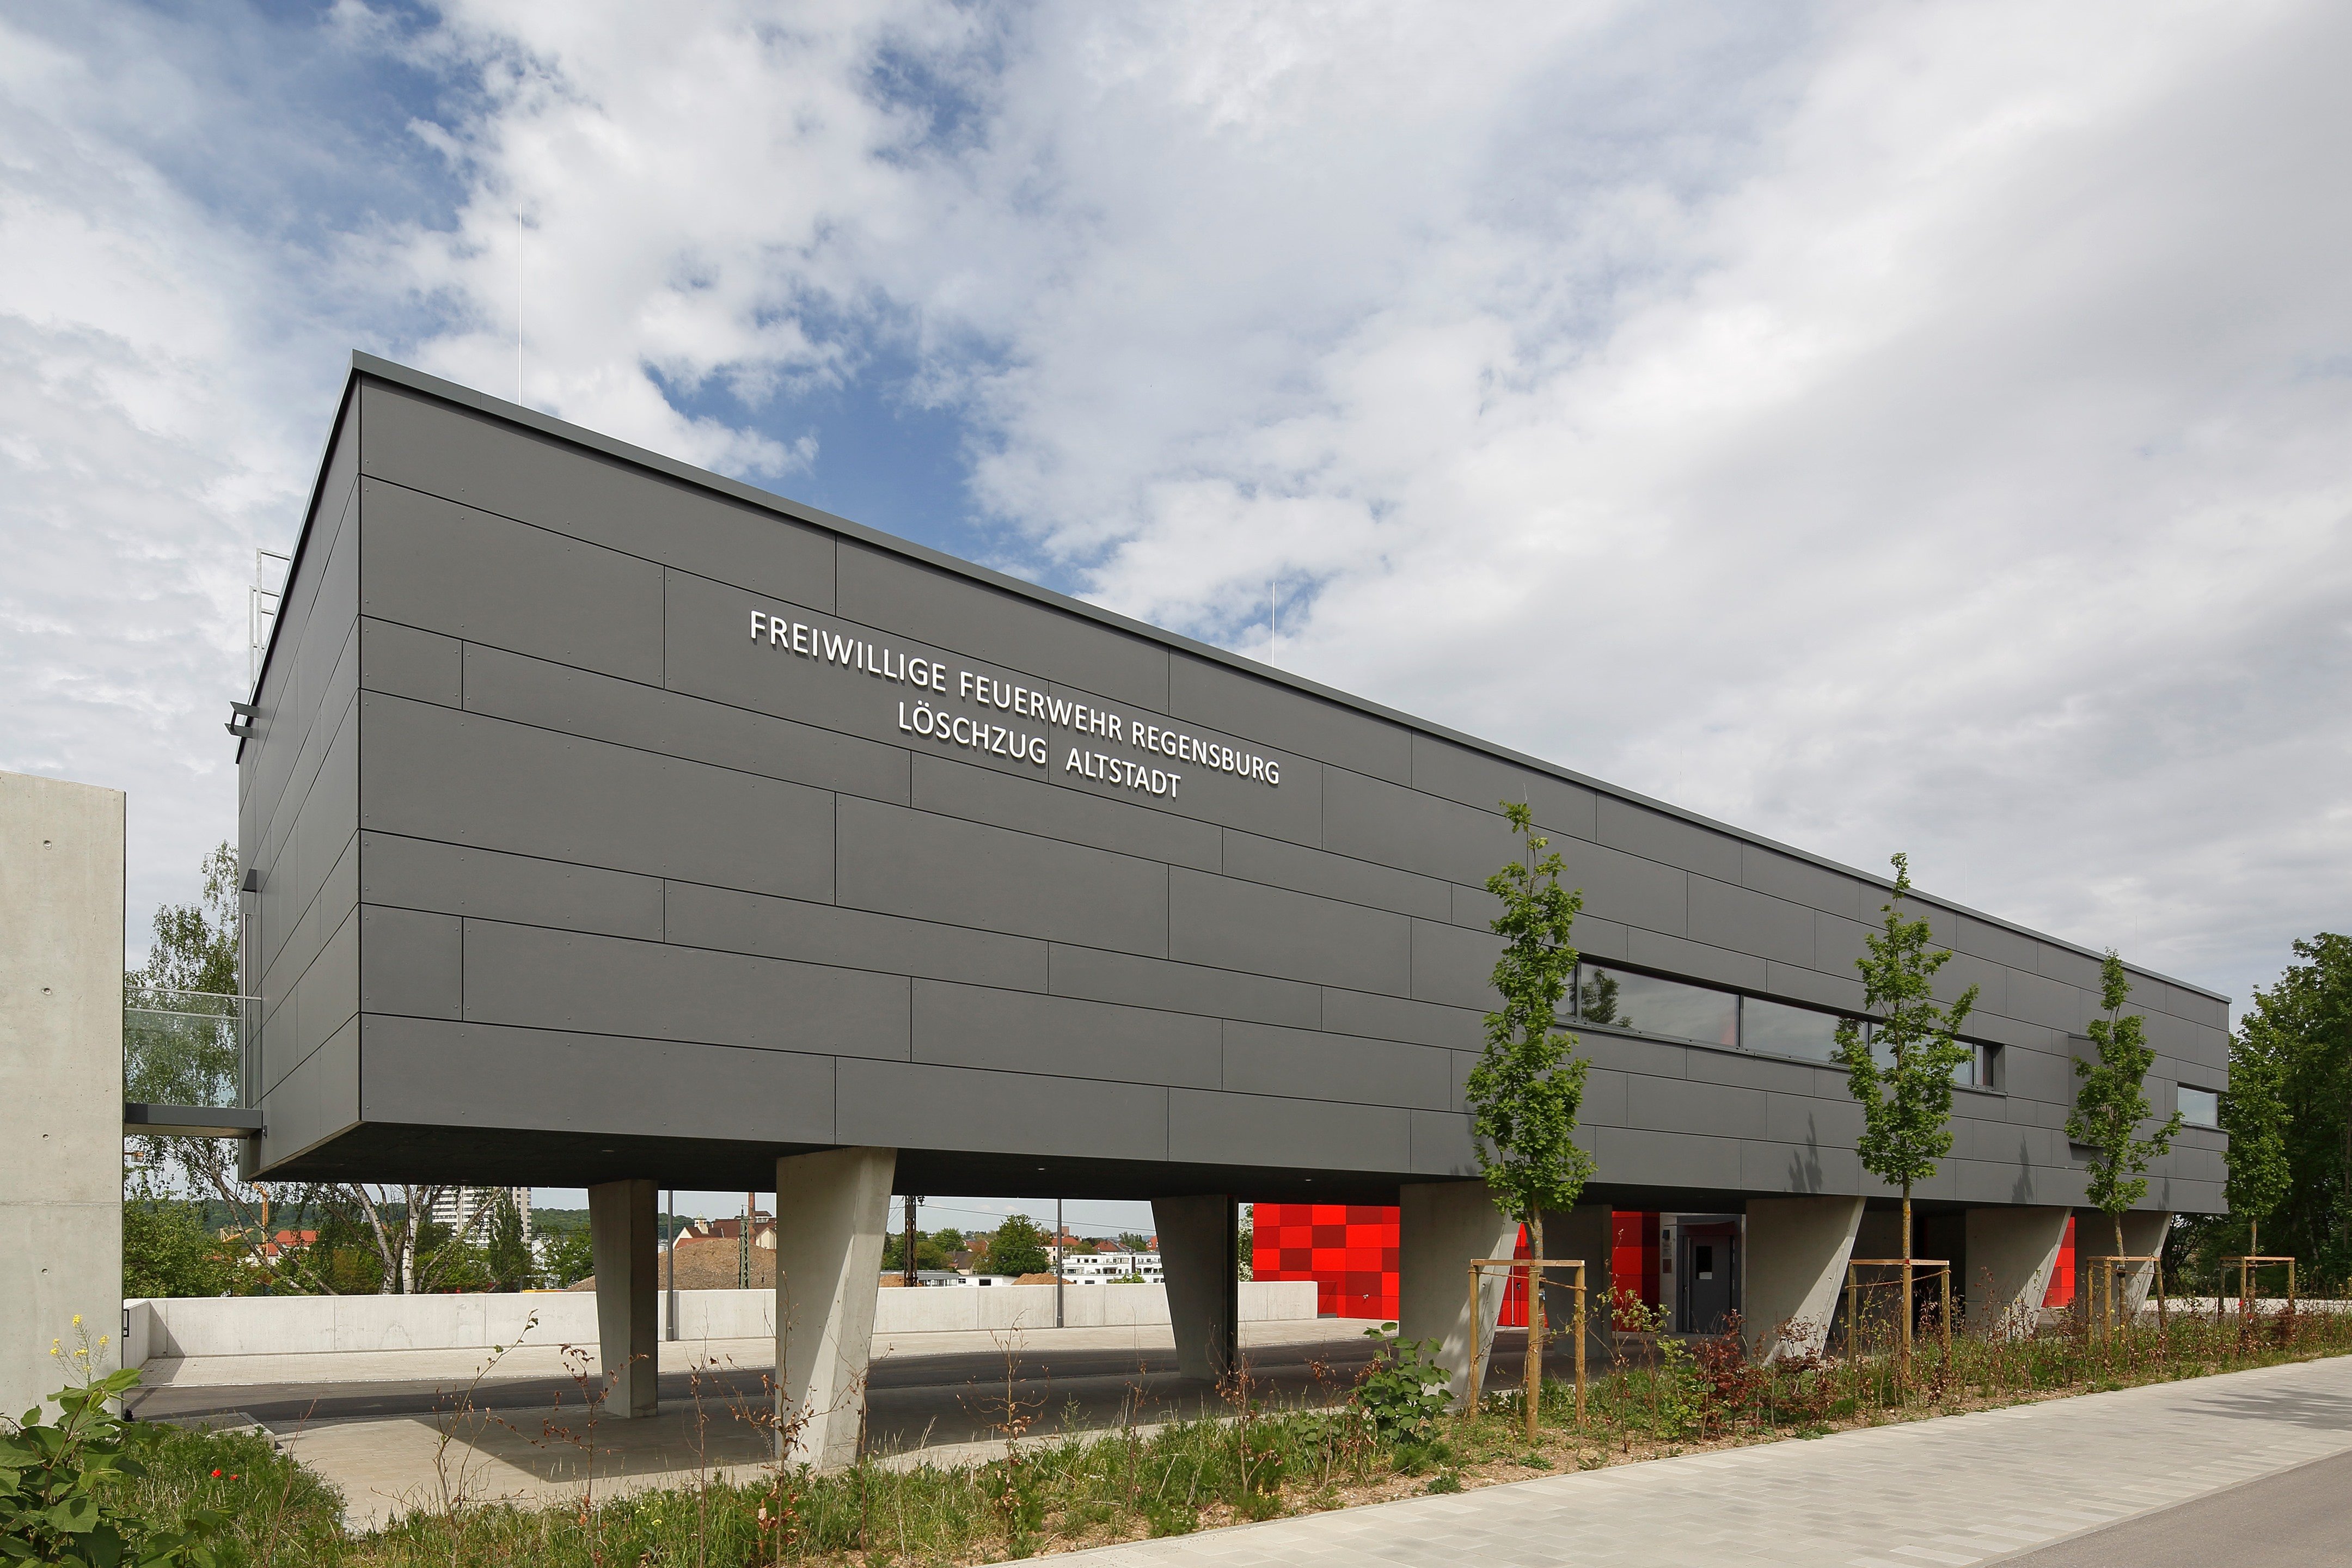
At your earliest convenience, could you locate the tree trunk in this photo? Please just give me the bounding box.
[1525,1211,1544,1444]
[1900,1189,1914,1383]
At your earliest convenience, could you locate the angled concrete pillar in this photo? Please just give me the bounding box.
[2116,1210,2174,1315]
[1743,1196,1864,1360]
[1399,1181,1518,1407]
[1153,1194,1238,1381]
[1963,1206,2069,1337]
[588,1178,658,1418]
[1538,1203,1614,1368]
[774,1147,895,1469]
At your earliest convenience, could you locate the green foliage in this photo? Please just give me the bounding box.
[1833,854,1978,1205]
[2232,934,2352,1282]
[122,1199,236,1299]
[881,1227,955,1273]
[1,1361,224,1567]
[486,1191,535,1291]
[543,1228,596,1288]
[1117,1231,1152,1253]
[2067,951,2184,1253]
[1465,803,1594,1227]
[1350,1325,1450,1442]
[2223,1013,2293,1248]
[987,1215,1053,1277]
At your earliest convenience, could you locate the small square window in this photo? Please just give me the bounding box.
[2178,1085,2219,1128]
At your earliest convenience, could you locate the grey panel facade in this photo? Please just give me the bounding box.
[235,357,2230,1214]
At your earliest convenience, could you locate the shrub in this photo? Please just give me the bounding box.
[1,1360,223,1566]
[1350,1325,1451,1442]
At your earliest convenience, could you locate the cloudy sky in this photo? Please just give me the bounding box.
[6,0,2347,1177]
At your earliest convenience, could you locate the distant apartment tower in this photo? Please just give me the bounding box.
[428,1185,531,1241]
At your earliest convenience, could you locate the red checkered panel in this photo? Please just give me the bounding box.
[1253,1204,1399,1320]
[2043,1215,2077,1307]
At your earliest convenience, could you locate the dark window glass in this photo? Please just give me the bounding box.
[1741,997,1846,1062]
[1578,965,1736,1047]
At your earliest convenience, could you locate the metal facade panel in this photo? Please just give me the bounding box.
[1167,866,1410,994]
[1321,766,1521,887]
[361,694,837,901]
[1407,917,1503,1012]
[836,1059,1168,1160]
[466,639,912,804]
[359,480,663,683]
[667,882,1049,993]
[358,382,838,607]
[1168,1089,1410,1172]
[836,795,1169,957]
[1218,1020,1453,1111]
[357,905,461,1021]
[1408,733,1599,840]
[910,979,1220,1088]
[912,752,1221,871]
[1167,651,1411,783]
[358,832,665,941]
[1316,987,1485,1052]
[1044,942,1323,1029]
[462,918,910,1058]
[359,617,462,707]
[1220,827,1453,922]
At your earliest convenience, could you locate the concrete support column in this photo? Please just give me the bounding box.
[1743,1196,1864,1361]
[0,772,124,1420]
[774,1147,895,1469]
[1538,1204,1614,1368]
[1963,1206,2069,1337]
[588,1178,658,1418]
[1153,1194,1238,1381]
[1398,1181,1518,1407]
[2116,1210,2175,1315]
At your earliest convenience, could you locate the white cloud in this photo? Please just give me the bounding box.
[3,0,2345,1013]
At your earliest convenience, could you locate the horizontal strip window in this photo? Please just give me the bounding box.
[1568,961,2002,1091]
[2177,1085,2218,1128]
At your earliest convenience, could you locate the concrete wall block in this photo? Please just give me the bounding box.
[358,905,462,1020]
[912,979,1218,1088]
[362,695,836,903]
[1167,867,1408,994]
[1047,944,1321,1030]
[1167,652,1410,783]
[1320,767,1518,888]
[360,480,664,683]
[469,638,912,805]
[359,617,463,707]
[837,795,1168,958]
[1396,1181,1517,1403]
[359,1015,837,1144]
[915,752,1220,871]
[839,542,1168,711]
[1408,733,1598,841]
[671,882,1049,994]
[359,382,838,607]
[1219,1019,1452,1111]
[1168,1088,1410,1171]
[1595,797,1742,883]
[461,919,910,1060]
[1222,828,1453,923]
[360,832,665,941]
[1408,917,1504,1012]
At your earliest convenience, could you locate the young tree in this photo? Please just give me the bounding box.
[1465,803,1594,1438]
[2221,1013,2293,1280]
[2233,934,2352,1283]
[1833,853,1977,1370]
[2067,951,2185,1306]
[986,1215,1053,1277]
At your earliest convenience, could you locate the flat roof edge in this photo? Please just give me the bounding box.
[281,351,2225,1008]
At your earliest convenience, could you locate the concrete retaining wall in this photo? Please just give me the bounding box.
[126,1280,1320,1362]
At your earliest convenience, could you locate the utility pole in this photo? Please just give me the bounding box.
[1055,1197,1065,1329]
[664,1188,677,1340]
[902,1194,921,1287]
[738,1192,752,1290]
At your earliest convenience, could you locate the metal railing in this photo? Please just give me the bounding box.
[123,986,254,1112]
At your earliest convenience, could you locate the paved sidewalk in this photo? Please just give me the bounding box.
[1042,1355,2352,1568]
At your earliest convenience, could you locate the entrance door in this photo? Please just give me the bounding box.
[1677,1221,1741,1334]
